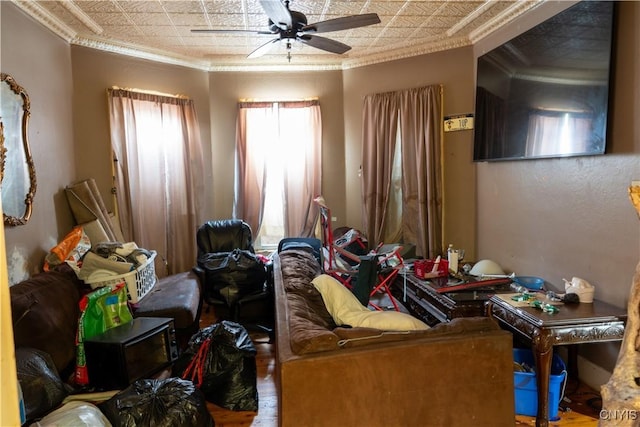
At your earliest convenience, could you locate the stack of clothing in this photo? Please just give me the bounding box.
[78,242,153,286]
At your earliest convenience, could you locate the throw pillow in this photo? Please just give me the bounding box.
[311,274,430,331]
[341,310,430,331]
[311,274,368,325]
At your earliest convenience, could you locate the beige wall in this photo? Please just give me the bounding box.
[1,3,76,283]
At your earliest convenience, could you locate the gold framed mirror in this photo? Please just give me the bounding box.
[0,73,37,226]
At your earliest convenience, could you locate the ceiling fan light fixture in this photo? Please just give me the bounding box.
[191,0,380,61]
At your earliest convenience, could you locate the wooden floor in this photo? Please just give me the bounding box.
[199,309,602,427]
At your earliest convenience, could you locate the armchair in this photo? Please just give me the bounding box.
[194,219,273,336]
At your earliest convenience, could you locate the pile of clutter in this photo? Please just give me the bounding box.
[44,225,154,294]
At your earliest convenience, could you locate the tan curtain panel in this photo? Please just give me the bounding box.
[107,88,204,276]
[235,100,322,238]
[361,85,443,258]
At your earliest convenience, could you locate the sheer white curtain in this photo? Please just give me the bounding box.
[235,101,321,242]
[107,89,204,276]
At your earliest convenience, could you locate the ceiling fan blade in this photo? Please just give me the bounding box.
[247,38,280,59]
[301,13,380,34]
[298,35,351,55]
[259,0,292,30]
[191,29,274,35]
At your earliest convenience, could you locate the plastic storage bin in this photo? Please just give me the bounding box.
[513,348,567,420]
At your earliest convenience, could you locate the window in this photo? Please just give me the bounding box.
[107,88,203,275]
[235,101,322,249]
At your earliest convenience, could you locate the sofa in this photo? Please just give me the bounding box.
[273,247,516,427]
[9,263,202,422]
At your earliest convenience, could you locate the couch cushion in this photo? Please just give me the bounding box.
[10,266,83,376]
[132,271,201,329]
[279,249,337,331]
[287,292,340,354]
[279,249,322,293]
[312,274,429,330]
[277,249,341,354]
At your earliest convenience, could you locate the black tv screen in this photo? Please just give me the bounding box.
[473,1,615,162]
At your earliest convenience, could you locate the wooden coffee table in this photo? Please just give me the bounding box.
[486,295,626,427]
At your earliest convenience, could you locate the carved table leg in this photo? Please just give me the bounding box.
[532,329,554,427]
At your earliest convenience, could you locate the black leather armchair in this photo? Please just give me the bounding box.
[194,219,273,337]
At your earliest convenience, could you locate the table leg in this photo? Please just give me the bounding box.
[532,330,554,427]
[568,345,579,380]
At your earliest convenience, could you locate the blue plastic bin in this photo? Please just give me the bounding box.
[513,348,567,420]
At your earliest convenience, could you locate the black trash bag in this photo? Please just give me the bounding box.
[16,347,69,422]
[99,377,214,427]
[199,249,266,306]
[173,321,258,411]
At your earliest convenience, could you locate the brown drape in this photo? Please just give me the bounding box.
[361,85,443,258]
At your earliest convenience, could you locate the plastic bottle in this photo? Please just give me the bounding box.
[447,244,458,274]
[18,380,26,425]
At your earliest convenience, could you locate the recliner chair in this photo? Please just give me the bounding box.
[194,219,274,338]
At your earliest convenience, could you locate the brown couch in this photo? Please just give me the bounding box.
[273,248,516,427]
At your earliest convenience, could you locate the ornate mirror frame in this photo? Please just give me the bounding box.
[0,73,37,226]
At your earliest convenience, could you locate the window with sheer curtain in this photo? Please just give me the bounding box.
[107,88,204,276]
[234,101,322,249]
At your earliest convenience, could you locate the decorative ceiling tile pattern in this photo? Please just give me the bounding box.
[13,0,546,71]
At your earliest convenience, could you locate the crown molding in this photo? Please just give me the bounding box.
[468,0,544,43]
[342,36,472,70]
[13,0,77,42]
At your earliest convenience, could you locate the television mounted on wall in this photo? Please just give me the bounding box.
[473,1,615,162]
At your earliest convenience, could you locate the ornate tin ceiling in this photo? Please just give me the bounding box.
[13,0,546,71]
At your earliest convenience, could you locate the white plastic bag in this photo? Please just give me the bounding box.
[29,401,111,427]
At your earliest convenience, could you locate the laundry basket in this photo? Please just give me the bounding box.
[85,251,157,303]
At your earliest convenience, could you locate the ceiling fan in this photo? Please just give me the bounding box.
[191,0,381,61]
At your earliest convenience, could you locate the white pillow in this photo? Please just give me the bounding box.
[311,274,430,330]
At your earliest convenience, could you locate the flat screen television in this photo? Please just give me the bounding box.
[473,1,615,162]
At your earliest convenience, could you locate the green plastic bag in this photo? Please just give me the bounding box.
[75,283,132,385]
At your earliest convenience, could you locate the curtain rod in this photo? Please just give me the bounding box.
[110,86,189,100]
[238,97,318,102]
